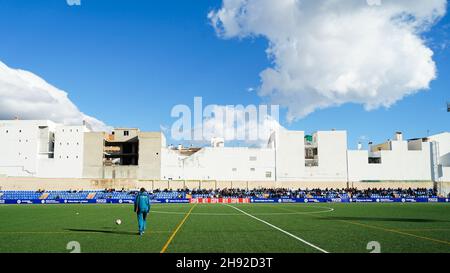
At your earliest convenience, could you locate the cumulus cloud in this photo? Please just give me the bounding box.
[209,0,447,121]
[0,61,110,131]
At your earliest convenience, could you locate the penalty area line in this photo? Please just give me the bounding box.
[225,204,329,253]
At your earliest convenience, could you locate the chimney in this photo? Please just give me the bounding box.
[394,132,403,141]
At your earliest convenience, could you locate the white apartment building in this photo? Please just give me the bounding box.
[0,120,449,183]
[0,120,87,178]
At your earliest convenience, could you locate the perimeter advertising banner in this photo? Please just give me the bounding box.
[0,199,189,204]
[190,198,251,204]
[0,197,448,204]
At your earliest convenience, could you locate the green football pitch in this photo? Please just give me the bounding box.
[0,203,449,253]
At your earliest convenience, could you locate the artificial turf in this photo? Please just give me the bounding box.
[0,203,449,253]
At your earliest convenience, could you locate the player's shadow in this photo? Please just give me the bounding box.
[65,228,138,236]
[318,216,446,223]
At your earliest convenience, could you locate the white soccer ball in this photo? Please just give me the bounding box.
[115,219,122,225]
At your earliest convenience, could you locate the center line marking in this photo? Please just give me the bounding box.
[225,204,329,253]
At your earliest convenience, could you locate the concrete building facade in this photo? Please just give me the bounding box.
[0,120,449,185]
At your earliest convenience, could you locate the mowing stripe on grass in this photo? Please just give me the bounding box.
[0,230,172,235]
[338,219,450,246]
[160,204,197,253]
[273,204,450,247]
[226,205,329,253]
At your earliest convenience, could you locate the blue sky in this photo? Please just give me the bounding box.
[0,0,448,148]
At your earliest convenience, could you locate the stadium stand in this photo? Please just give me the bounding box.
[0,188,440,200]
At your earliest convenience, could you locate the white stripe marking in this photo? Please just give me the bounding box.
[225,204,329,253]
[150,206,334,216]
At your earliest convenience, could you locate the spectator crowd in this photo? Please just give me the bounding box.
[150,187,439,199]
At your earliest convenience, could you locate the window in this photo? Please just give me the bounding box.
[369,157,382,164]
[305,147,319,167]
[249,156,257,161]
[232,168,237,172]
[250,168,255,172]
[124,131,129,136]
[265,171,272,178]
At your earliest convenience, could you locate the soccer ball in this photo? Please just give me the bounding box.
[115,219,122,225]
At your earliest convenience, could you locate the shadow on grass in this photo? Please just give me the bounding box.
[65,228,138,236]
[318,216,447,223]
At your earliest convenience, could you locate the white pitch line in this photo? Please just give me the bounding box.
[225,204,329,253]
[150,206,334,216]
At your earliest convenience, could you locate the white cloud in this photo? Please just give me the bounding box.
[193,105,284,147]
[66,0,81,6]
[209,0,447,121]
[0,61,110,131]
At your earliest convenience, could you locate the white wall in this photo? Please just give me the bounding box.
[161,147,275,181]
[37,125,86,178]
[0,121,86,178]
[428,132,450,182]
[441,167,450,182]
[275,130,304,181]
[0,120,56,177]
[348,140,432,182]
[161,130,349,183]
[304,131,348,181]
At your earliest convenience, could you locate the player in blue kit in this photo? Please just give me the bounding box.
[134,188,151,236]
